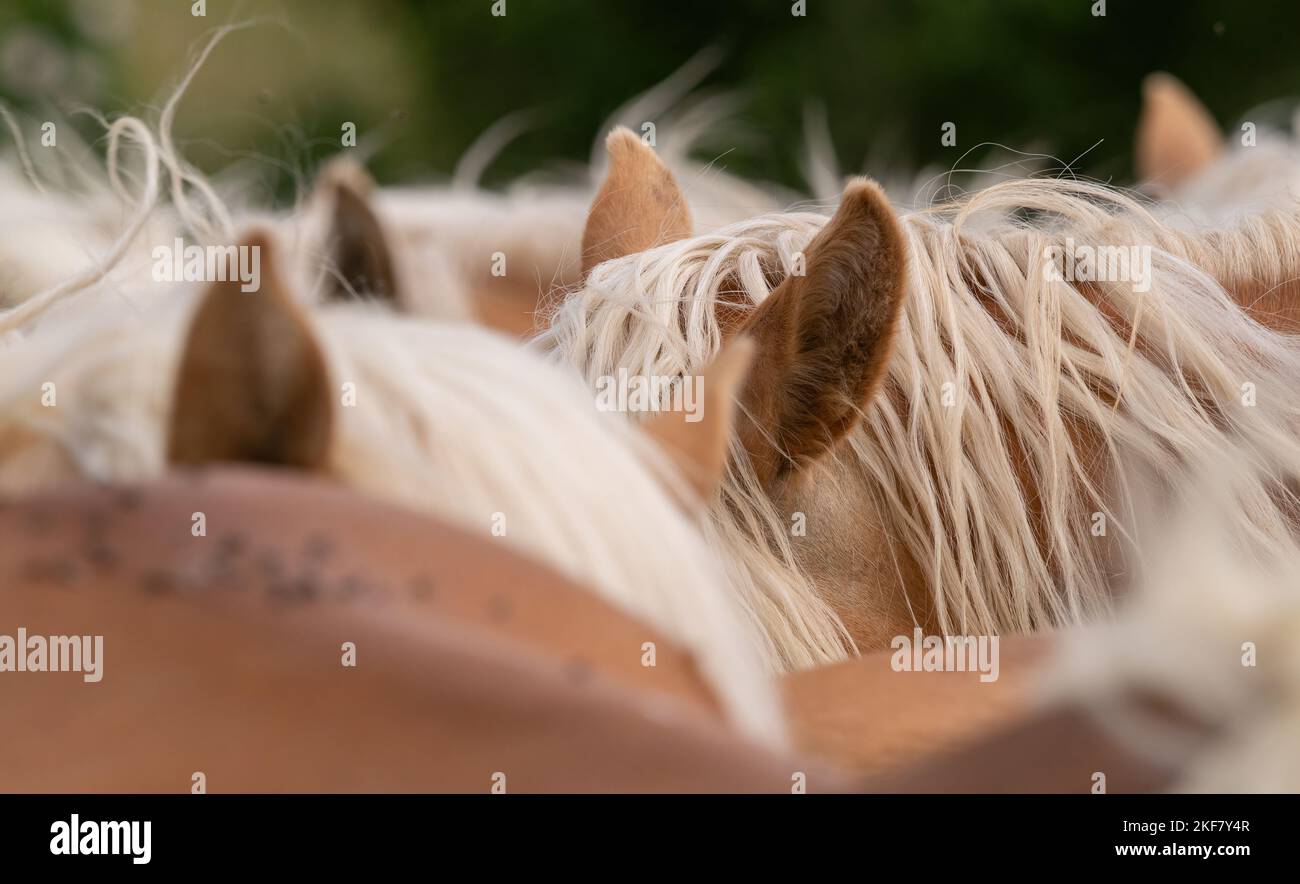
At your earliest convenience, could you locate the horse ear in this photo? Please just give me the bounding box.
[317,158,403,303]
[641,338,755,508]
[1136,72,1223,192]
[735,178,907,485]
[168,231,334,469]
[581,127,692,277]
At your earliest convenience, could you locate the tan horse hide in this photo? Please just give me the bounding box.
[0,468,829,793]
[0,469,1179,792]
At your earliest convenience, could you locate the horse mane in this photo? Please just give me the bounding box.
[0,27,254,336]
[1047,460,1300,790]
[1167,135,1300,223]
[1150,95,1300,222]
[540,177,1300,670]
[0,31,787,743]
[0,284,787,746]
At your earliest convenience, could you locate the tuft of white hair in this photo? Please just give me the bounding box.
[541,176,1300,671]
[0,289,788,747]
[1048,460,1300,791]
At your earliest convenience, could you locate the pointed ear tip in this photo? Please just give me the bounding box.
[1142,71,1175,94]
[843,177,886,201]
[605,127,656,161]
[1142,72,1201,108]
[606,126,638,145]
[322,156,375,196]
[839,177,896,225]
[241,227,275,252]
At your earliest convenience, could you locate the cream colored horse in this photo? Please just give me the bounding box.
[540,129,1300,673]
[0,223,787,747]
[1135,72,1300,333]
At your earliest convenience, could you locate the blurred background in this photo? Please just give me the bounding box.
[0,0,1295,199]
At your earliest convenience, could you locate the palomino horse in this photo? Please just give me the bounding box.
[1136,72,1300,216]
[1,468,1193,792]
[1135,71,1300,333]
[9,464,1281,791]
[0,468,794,792]
[0,220,789,746]
[0,92,1054,774]
[540,128,1300,673]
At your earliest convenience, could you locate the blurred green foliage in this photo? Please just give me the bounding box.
[1,0,1297,199]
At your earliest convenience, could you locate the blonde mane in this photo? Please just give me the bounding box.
[1165,137,1300,223]
[0,39,788,741]
[1049,462,1300,791]
[0,287,786,746]
[541,177,1300,670]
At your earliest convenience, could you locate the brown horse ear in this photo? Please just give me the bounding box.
[168,231,334,469]
[642,337,755,507]
[317,158,403,303]
[1136,73,1223,192]
[735,178,907,485]
[581,127,692,277]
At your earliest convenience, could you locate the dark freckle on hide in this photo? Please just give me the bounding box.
[217,534,246,559]
[20,557,77,585]
[487,594,513,622]
[83,544,119,571]
[409,576,436,602]
[269,573,323,605]
[302,533,335,562]
[140,570,177,596]
[114,487,144,511]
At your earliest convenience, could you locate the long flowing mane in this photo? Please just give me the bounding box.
[540,177,1300,670]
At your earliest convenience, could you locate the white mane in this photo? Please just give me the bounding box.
[0,284,786,746]
[1049,463,1300,791]
[541,177,1300,670]
[0,33,789,743]
[1167,133,1300,224]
